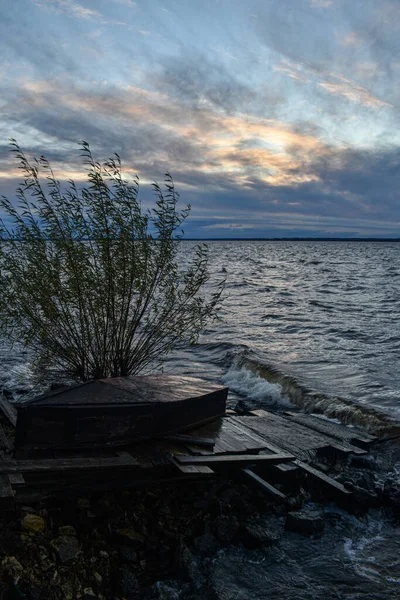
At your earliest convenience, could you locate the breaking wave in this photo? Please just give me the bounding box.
[226,353,400,435]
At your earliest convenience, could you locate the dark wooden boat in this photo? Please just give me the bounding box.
[14,375,228,453]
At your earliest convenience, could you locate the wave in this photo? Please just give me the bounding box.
[221,363,292,409]
[229,354,400,435]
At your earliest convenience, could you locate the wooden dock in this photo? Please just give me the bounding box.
[0,394,377,509]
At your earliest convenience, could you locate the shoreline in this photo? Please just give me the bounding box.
[0,432,399,600]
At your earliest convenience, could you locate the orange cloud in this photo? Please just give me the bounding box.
[10,78,333,189]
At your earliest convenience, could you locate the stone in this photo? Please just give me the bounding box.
[146,580,184,599]
[353,485,379,507]
[286,509,325,535]
[21,514,45,534]
[193,532,218,557]
[212,515,240,545]
[118,545,138,563]
[51,535,81,564]
[114,566,140,599]
[1,556,24,578]
[240,515,284,549]
[58,525,76,536]
[115,527,145,547]
[179,542,203,588]
[83,587,97,599]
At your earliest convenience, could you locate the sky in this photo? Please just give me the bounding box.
[0,0,399,238]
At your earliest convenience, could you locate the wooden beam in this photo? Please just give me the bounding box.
[294,460,352,497]
[242,467,287,503]
[163,434,215,447]
[0,423,12,452]
[0,454,138,475]
[0,474,15,509]
[284,412,377,449]
[0,395,17,427]
[171,459,214,475]
[175,453,294,466]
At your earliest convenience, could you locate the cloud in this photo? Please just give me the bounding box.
[32,0,102,20]
[310,0,333,8]
[273,57,393,110]
[318,76,393,109]
[341,32,362,47]
[112,0,136,7]
[32,0,127,25]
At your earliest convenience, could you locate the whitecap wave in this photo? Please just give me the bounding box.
[221,363,292,408]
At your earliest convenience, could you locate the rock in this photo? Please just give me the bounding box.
[21,514,45,534]
[145,580,185,599]
[29,586,51,600]
[212,515,240,545]
[93,572,103,585]
[286,509,325,535]
[193,532,218,557]
[114,566,140,599]
[240,515,284,548]
[118,545,138,563]
[178,542,204,588]
[115,527,145,547]
[51,535,81,564]
[58,525,76,536]
[1,556,24,579]
[83,587,97,599]
[353,485,379,508]
[59,581,75,600]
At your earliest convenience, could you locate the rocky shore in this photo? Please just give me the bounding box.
[1,439,399,600]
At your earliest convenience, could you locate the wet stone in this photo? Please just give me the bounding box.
[21,514,46,534]
[212,515,240,545]
[286,509,325,535]
[118,545,138,563]
[58,525,76,537]
[114,566,140,600]
[241,515,285,549]
[50,535,81,564]
[193,531,219,557]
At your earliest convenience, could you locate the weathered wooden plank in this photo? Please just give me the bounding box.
[226,418,285,454]
[294,460,352,497]
[0,395,17,428]
[0,422,12,452]
[175,453,294,466]
[233,412,354,458]
[0,474,15,499]
[171,459,214,475]
[8,473,25,487]
[163,434,215,447]
[284,412,377,449]
[187,417,273,456]
[242,468,287,502]
[274,462,298,473]
[0,454,138,474]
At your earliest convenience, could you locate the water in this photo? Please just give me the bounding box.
[165,240,400,430]
[1,239,400,598]
[1,240,400,430]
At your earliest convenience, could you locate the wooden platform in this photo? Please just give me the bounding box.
[0,395,377,509]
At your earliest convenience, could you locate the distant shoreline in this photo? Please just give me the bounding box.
[182,237,400,242]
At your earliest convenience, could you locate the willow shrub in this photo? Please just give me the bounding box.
[0,140,223,381]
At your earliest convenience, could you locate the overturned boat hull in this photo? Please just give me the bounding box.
[14,375,228,454]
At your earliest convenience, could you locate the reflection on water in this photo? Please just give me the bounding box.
[1,241,400,420]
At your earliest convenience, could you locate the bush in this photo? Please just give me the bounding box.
[0,140,223,381]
